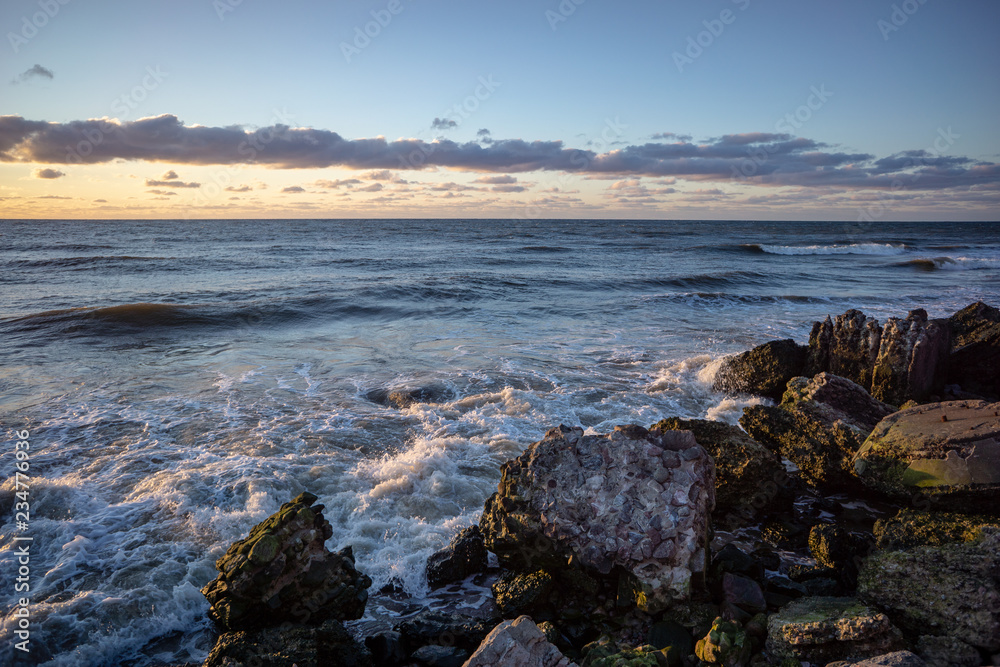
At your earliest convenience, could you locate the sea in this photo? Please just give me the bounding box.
[1,218,998,666]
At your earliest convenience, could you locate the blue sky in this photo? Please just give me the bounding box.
[2,0,999,219]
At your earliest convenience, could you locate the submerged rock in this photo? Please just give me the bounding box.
[857,528,1000,651]
[365,383,454,409]
[650,418,788,529]
[200,492,371,631]
[765,596,905,664]
[426,524,488,589]
[203,618,372,667]
[851,400,1000,511]
[873,508,1000,550]
[464,615,578,667]
[480,425,714,613]
[712,338,808,401]
[946,301,1000,398]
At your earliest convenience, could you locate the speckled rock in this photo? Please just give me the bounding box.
[427,525,488,588]
[463,615,578,667]
[202,618,372,667]
[695,617,751,667]
[492,570,554,617]
[480,425,714,613]
[946,301,1000,398]
[765,597,906,664]
[851,400,1000,511]
[857,528,1000,651]
[827,650,927,666]
[783,373,897,433]
[914,635,982,667]
[200,492,372,631]
[712,339,808,401]
[650,418,788,530]
[873,508,1000,550]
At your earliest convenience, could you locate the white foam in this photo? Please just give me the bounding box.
[759,243,907,256]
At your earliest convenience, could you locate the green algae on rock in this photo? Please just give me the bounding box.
[873,508,1000,550]
[201,492,372,632]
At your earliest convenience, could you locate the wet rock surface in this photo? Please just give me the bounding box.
[426,524,488,589]
[946,300,1000,398]
[200,492,372,632]
[202,618,372,667]
[480,425,714,613]
[712,338,807,401]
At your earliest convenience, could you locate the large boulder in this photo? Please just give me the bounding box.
[870,309,950,405]
[946,300,1000,398]
[712,338,808,401]
[200,492,372,631]
[203,618,372,667]
[479,425,715,613]
[765,597,906,664]
[427,525,488,589]
[650,418,788,530]
[463,615,578,667]
[851,400,1000,511]
[857,528,1000,651]
[739,373,892,490]
[805,309,883,390]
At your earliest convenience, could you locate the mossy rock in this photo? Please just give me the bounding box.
[873,508,1000,550]
[695,617,750,666]
[491,570,554,617]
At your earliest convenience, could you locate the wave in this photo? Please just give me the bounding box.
[643,291,836,306]
[743,242,908,256]
[11,255,177,270]
[896,256,1000,271]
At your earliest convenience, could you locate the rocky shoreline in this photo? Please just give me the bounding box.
[189,301,1000,667]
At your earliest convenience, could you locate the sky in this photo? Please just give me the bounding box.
[1,0,999,220]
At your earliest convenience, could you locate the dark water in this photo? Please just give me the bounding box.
[1,219,998,665]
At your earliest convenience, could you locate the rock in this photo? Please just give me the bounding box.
[364,630,406,665]
[721,573,766,615]
[873,508,1000,550]
[395,610,498,655]
[463,615,578,667]
[651,418,788,530]
[946,301,1000,398]
[808,524,874,583]
[695,617,751,667]
[783,373,897,433]
[647,619,693,660]
[203,618,371,667]
[765,597,906,664]
[805,310,883,391]
[712,339,808,401]
[410,644,469,667]
[479,425,715,613]
[711,544,764,582]
[870,310,950,405]
[914,635,982,667]
[492,570,555,617]
[764,575,808,608]
[829,650,928,666]
[588,645,674,667]
[427,525,488,589]
[851,400,1000,511]
[200,492,372,631]
[857,528,1000,651]
[365,383,454,409]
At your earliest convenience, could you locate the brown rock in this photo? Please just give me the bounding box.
[870,309,950,405]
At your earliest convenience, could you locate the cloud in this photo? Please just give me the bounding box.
[651,132,692,142]
[358,182,384,192]
[313,178,361,189]
[146,189,178,196]
[282,186,306,193]
[225,185,252,192]
[473,174,517,184]
[93,199,107,203]
[1,114,998,192]
[34,167,65,179]
[12,64,54,84]
[364,169,408,183]
[492,184,526,193]
[432,117,458,130]
[145,170,200,187]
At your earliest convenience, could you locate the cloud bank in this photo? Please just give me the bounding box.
[1,114,997,191]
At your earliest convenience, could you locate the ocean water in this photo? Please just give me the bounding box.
[1,218,998,665]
